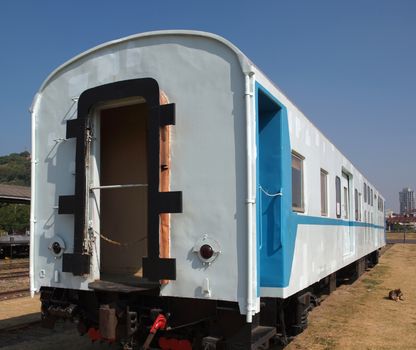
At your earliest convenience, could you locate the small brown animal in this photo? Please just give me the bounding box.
[388,289,404,301]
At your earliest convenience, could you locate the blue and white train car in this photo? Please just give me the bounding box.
[30,30,385,349]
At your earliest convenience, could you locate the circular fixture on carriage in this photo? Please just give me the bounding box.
[48,236,66,258]
[193,235,221,265]
[52,242,62,255]
[200,244,214,260]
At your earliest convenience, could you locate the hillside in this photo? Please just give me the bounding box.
[0,151,31,186]
[0,151,30,234]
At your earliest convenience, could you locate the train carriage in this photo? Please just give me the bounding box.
[30,30,385,349]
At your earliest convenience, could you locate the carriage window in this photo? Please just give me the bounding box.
[343,186,348,219]
[355,188,359,221]
[370,188,373,206]
[335,176,341,218]
[367,186,371,205]
[320,169,328,216]
[359,193,362,221]
[363,183,367,203]
[292,152,304,212]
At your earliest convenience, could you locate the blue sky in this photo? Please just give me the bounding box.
[0,0,414,211]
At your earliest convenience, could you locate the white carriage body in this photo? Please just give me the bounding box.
[31,31,385,320]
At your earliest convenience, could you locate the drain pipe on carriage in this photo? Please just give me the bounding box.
[244,68,255,323]
[29,93,41,297]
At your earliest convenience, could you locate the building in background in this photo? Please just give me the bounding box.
[399,187,415,215]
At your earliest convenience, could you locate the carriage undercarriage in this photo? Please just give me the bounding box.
[40,250,379,349]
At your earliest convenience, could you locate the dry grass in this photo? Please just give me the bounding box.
[287,244,416,350]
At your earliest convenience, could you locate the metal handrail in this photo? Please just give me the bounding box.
[89,184,148,191]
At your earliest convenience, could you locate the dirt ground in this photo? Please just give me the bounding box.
[287,244,416,350]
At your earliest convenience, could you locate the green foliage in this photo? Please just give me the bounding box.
[0,151,31,186]
[0,203,30,233]
[0,151,31,233]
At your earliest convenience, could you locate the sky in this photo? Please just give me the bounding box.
[0,0,414,211]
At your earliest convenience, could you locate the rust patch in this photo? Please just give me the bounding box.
[159,90,171,284]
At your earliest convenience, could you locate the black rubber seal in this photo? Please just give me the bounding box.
[59,78,181,279]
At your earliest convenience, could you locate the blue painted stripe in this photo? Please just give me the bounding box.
[295,214,385,230]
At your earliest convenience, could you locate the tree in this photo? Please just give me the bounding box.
[0,203,30,234]
[0,151,31,186]
[0,151,31,234]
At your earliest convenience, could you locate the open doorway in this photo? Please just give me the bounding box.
[99,102,148,284]
[256,87,285,287]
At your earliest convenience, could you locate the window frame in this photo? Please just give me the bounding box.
[335,176,341,218]
[354,188,359,221]
[320,169,328,216]
[364,183,367,203]
[291,151,305,213]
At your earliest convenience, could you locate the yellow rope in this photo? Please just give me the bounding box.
[97,231,147,247]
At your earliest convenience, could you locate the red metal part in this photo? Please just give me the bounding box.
[87,327,115,344]
[150,314,167,333]
[142,314,168,349]
[159,337,192,350]
[87,327,102,342]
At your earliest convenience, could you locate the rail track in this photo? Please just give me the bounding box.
[1,257,28,264]
[0,258,30,301]
[0,261,28,268]
[0,288,30,301]
[0,271,29,279]
[0,260,29,271]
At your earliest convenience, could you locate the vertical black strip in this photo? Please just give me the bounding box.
[73,121,87,255]
[146,106,160,267]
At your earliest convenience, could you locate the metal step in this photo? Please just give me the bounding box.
[88,279,159,293]
[251,326,276,350]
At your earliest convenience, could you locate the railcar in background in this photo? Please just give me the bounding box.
[31,31,385,349]
[0,233,30,258]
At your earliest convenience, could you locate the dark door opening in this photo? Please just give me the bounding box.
[99,103,148,284]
